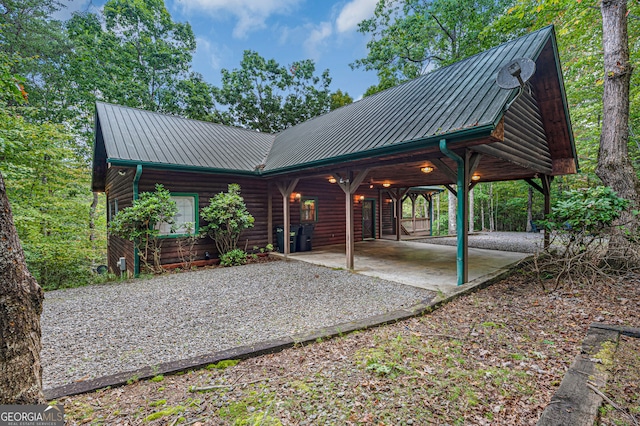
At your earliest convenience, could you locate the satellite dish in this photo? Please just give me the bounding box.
[496,57,536,90]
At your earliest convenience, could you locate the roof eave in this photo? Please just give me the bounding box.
[261,124,496,177]
[107,159,261,177]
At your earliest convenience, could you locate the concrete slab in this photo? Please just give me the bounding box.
[285,239,530,294]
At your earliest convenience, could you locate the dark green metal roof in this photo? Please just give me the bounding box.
[95,102,273,172]
[93,26,567,187]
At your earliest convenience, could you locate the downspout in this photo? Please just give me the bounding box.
[439,139,467,286]
[133,164,143,277]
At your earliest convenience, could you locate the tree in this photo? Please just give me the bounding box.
[330,89,353,110]
[109,184,178,273]
[0,54,45,404]
[353,0,511,95]
[200,184,255,255]
[214,51,333,132]
[595,0,640,239]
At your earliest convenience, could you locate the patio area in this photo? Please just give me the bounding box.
[285,238,532,294]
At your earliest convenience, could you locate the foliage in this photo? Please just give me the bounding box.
[108,184,177,273]
[353,0,512,95]
[176,222,199,269]
[329,89,353,110]
[200,184,255,255]
[219,249,248,267]
[532,187,634,291]
[214,51,333,132]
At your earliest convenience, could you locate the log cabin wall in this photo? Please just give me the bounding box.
[105,167,135,275]
[276,178,381,249]
[381,191,395,235]
[137,169,270,265]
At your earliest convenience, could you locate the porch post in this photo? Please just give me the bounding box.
[440,140,469,285]
[276,179,299,257]
[334,169,370,270]
[267,182,273,246]
[396,190,402,241]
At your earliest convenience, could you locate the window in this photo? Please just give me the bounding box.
[108,198,118,221]
[157,194,199,236]
[300,197,318,222]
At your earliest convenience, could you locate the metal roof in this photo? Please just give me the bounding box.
[94,26,562,184]
[95,102,274,172]
[266,27,552,171]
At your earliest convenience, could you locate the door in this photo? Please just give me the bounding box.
[362,199,375,239]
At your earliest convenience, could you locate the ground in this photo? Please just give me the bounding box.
[58,269,640,425]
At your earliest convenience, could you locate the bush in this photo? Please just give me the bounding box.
[200,184,254,255]
[219,249,247,267]
[108,184,177,273]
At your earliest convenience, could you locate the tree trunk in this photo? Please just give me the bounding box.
[489,183,495,232]
[596,0,640,235]
[469,187,474,233]
[526,186,533,232]
[89,191,98,242]
[0,172,45,404]
[448,188,456,235]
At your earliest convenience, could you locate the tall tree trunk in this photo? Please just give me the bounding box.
[469,187,474,233]
[596,0,640,236]
[89,191,98,242]
[0,172,45,404]
[489,183,495,232]
[526,186,533,232]
[448,188,456,235]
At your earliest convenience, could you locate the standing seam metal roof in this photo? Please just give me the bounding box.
[95,26,557,175]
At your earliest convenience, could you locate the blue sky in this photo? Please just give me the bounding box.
[57,0,380,99]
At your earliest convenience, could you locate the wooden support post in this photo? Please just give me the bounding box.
[276,178,299,256]
[541,175,551,249]
[387,188,410,241]
[267,182,273,245]
[334,169,370,269]
[409,193,418,234]
[378,189,383,240]
[525,176,552,249]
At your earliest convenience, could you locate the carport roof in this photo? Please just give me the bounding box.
[93,25,575,191]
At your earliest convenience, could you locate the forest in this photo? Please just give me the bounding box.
[1,0,639,290]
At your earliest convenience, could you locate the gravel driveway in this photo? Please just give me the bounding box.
[41,260,434,390]
[414,231,545,253]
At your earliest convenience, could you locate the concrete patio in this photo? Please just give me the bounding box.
[284,239,531,294]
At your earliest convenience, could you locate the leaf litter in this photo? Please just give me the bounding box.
[60,270,640,425]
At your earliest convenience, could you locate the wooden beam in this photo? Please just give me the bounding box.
[431,158,457,182]
[444,184,457,197]
[524,178,545,194]
[276,178,299,256]
[333,169,370,269]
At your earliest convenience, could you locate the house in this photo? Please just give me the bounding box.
[91,26,577,284]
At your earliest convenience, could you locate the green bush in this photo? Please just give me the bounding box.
[109,184,177,273]
[200,184,254,255]
[219,249,247,267]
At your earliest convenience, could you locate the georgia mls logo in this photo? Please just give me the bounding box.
[0,405,64,426]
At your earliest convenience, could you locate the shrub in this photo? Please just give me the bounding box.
[108,184,177,273]
[219,248,247,267]
[200,184,254,255]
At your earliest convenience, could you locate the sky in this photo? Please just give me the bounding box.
[55,0,381,99]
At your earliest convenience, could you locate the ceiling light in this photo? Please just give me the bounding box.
[420,166,434,174]
[471,174,481,181]
[328,177,337,184]
[382,182,391,188]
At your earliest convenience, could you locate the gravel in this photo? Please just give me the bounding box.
[41,259,434,389]
[413,231,545,253]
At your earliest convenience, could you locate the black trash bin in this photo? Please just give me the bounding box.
[276,225,299,253]
[297,223,315,252]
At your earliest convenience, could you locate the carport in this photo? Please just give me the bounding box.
[267,26,577,285]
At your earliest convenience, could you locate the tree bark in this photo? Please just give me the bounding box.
[596,0,640,234]
[489,183,495,232]
[448,188,456,235]
[0,172,45,404]
[89,191,98,242]
[526,186,533,232]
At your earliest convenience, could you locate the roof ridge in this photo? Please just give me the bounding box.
[95,101,276,139]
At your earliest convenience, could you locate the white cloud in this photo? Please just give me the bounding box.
[304,21,333,60]
[51,0,97,21]
[178,0,302,39]
[335,0,377,33]
[195,37,221,70]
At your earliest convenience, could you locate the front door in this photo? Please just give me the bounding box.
[362,199,375,239]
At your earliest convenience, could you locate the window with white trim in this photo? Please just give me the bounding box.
[157,194,198,236]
